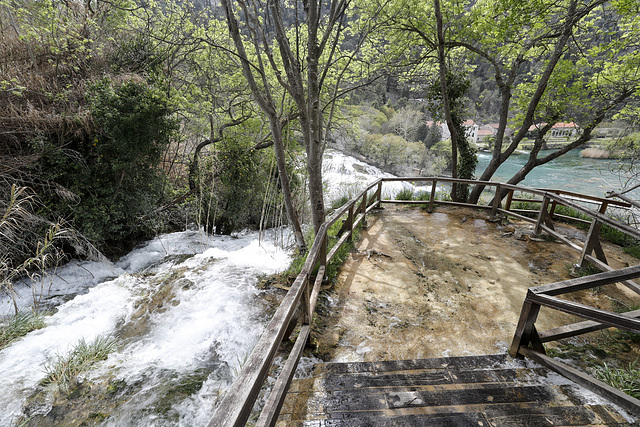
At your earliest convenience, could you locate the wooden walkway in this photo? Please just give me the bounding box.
[277,354,634,426]
[207,179,640,426]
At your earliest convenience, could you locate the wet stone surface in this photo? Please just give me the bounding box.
[313,204,640,362]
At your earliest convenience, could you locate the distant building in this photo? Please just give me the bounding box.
[426,119,480,144]
[463,120,479,142]
[527,122,580,139]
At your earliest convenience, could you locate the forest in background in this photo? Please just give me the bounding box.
[1,0,640,302]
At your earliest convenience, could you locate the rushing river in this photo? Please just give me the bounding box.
[0,229,292,426]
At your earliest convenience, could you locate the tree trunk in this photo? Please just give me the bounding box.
[434,0,458,201]
[468,0,580,204]
[220,0,306,252]
[269,115,307,251]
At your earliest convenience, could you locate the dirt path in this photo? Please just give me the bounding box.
[313,204,640,362]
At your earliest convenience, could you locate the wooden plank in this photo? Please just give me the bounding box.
[536,223,584,252]
[353,212,366,229]
[319,368,518,391]
[386,385,554,409]
[539,309,640,342]
[327,232,350,264]
[483,404,627,426]
[308,265,326,320]
[528,293,640,334]
[518,346,640,416]
[530,264,640,296]
[319,354,509,376]
[311,405,622,427]
[255,325,310,427]
[583,255,640,295]
[497,208,537,224]
[540,187,631,207]
[300,412,488,426]
[207,273,309,427]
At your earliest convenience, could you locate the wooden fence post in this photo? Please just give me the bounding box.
[360,190,368,226]
[347,205,354,241]
[301,275,311,325]
[510,295,543,357]
[534,195,555,235]
[505,190,514,212]
[580,202,609,267]
[375,181,382,208]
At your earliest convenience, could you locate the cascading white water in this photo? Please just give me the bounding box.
[0,229,292,426]
[322,149,418,202]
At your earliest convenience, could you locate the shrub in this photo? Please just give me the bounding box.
[395,188,414,201]
[0,311,47,350]
[197,130,303,235]
[42,335,117,391]
[35,77,178,251]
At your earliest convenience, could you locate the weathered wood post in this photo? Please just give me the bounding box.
[428,179,437,213]
[375,181,383,209]
[510,292,544,358]
[580,201,610,267]
[347,204,354,241]
[505,189,514,212]
[534,195,554,235]
[300,273,312,325]
[549,199,558,220]
[360,189,368,227]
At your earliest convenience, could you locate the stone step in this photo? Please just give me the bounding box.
[277,355,634,426]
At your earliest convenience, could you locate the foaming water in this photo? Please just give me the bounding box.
[323,149,418,202]
[0,229,292,426]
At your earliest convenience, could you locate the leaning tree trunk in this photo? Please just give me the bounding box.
[434,0,459,201]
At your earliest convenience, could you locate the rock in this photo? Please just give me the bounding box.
[581,147,611,158]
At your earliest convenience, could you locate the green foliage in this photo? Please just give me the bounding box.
[594,360,640,399]
[395,188,414,201]
[325,220,361,284]
[36,77,177,250]
[331,195,352,210]
[423,122,442,149]
[41,335,117,392]
[426,71,477,201]
[0,311,47,351]
[196,119,306,235]
[200,137,268,234]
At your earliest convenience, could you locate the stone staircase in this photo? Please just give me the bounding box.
[276,354,635,426]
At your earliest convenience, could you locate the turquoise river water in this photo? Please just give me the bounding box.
[476,150,631,198]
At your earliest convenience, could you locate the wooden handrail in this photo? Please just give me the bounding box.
[510,266,640,415]
[208,177,640,426]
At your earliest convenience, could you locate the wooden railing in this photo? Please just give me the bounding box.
[510,267,640,415]
[208,177,640,426]
[208,181,383,427]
